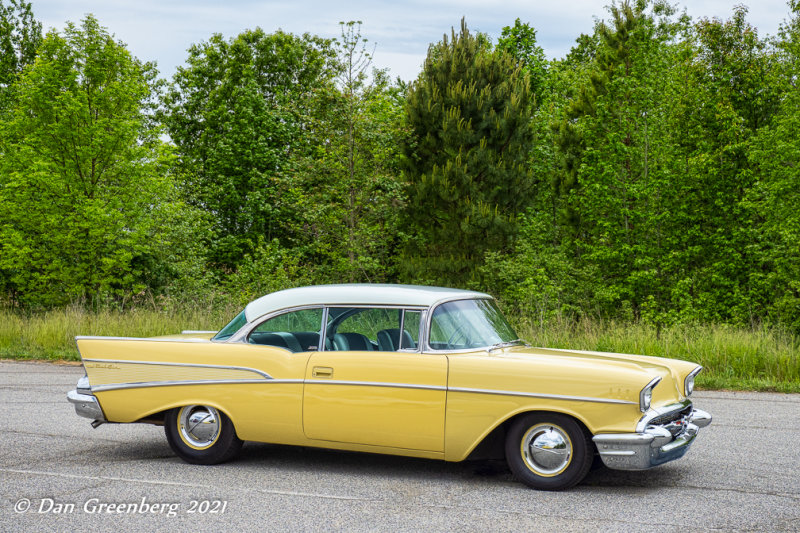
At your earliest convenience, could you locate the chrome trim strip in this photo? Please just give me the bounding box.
[82,358,274,380]
[304,379,446,392]
[448,386,637,405]
[91,378,306,393]
[598,450,636,456]
[76,335,211,343]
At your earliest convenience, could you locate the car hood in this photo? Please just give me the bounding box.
[482,345,700,408]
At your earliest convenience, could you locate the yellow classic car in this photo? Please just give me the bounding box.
[68,284,711,490]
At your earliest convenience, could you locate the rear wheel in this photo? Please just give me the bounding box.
[164,405,243,465]
[505,413,592,491]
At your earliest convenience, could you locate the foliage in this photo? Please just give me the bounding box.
[0,0,41,111]
[0,16,193,308]
[162,29,337,270]
[279,22,408,283]
[5,3,800,358]
[403,19,536,285]
[496,18,548,100]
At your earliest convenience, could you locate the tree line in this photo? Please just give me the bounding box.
[1,0,799,331]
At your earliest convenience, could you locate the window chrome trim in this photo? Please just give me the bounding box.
[319,306,330,351]
[83,358,274,380]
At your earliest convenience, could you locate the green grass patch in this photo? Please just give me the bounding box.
[1,305,798,392]
[0,302,238,362]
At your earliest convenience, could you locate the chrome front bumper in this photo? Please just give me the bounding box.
[593,404,712,470]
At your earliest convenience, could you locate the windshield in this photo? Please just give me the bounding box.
[212,310,247,341]
[428,298,520,350]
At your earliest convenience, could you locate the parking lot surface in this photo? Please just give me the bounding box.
[2,361,799,531]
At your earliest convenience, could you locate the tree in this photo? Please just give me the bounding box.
[664,6,782,323]
[0,15,184,307]
[496,18,548,100]
[403,19,536,285]
[746,1,800,328]
[0,0,41,111]
[281,22,407,282]
[162,29,337,270]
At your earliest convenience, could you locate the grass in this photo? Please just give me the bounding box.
[0,302,238,361]
[1,304,798,393]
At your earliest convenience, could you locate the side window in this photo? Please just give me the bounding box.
[400,310,421,350]
[327,307,421,352]
[248,308,323,353]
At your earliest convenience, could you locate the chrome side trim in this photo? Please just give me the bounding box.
[304,379,446,392]
[76,335,210,343]
[91,378,305,393]
[83,358,273,380]
[448,386,637,405]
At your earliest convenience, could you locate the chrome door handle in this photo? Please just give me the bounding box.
[312,366,334,378]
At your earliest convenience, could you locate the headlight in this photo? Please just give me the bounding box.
[640,377,661,413]
[685,366,703,397]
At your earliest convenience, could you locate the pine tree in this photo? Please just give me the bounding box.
[403,19,535,285]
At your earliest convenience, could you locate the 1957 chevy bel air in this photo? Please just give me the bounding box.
[68,284,711,490]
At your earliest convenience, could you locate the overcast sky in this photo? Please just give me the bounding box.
[30,1,795,81]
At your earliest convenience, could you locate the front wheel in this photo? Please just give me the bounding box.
[164,405,243,465]
[505,413,593,491]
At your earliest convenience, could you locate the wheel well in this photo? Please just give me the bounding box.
[465,410,594,461]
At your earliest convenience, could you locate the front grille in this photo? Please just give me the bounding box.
[650,405,692,426]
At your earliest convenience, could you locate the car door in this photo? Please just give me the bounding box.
[302,307,448,452]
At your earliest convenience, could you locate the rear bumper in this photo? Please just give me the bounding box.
[67,389,106,423]
[592,407,712,470]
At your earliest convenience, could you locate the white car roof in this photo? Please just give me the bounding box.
[244,284,490,322]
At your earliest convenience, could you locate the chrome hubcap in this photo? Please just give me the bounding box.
[522,424,572,476]
[178,405,220,448]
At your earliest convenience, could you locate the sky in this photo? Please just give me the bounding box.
[30,0,795,81]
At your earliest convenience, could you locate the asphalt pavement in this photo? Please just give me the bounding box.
[1,360,798,532]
